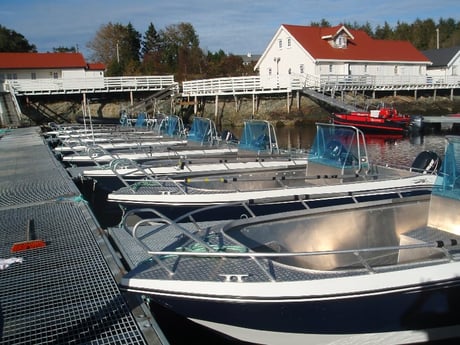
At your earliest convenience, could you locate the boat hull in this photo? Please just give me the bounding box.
[109,181,434,222]
[331,113,409,134]
[132,274,460,345]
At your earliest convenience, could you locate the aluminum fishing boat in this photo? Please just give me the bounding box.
[108,123,441,221]
[117,135,460,344]
[60,116,243,166]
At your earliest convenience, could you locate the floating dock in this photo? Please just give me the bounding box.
[0,127,167,344]
[422,115,460,124]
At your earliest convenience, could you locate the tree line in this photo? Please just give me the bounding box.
[1,17,460,82]
[312,18,460,50]
[85,22,255,81]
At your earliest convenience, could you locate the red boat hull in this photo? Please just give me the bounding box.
[331,109,410,134]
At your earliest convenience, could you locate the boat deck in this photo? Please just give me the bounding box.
[0,127,167,344]
[110,209,460,285]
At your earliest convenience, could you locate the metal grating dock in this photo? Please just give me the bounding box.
[0,127,164,344]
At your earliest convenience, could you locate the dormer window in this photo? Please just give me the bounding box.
[322,26,354,49]
[335,35,347,48]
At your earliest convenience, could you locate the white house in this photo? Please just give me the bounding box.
[422,46,460,78]
[0,52,105,81]
[255,24,432,89]
[0,52,106,93]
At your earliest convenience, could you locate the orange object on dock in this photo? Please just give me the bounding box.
[11,219,46,253]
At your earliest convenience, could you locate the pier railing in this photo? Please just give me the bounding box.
[182,75,303,96]
[3,73,459,98]
[182,74,460,97]
[4,75,178,96]
[319,74,460,91]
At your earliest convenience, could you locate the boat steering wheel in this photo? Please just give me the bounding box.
[326,140,343,160]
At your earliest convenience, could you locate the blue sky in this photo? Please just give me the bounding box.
[1,0,458,60]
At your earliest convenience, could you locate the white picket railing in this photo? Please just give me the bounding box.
[2,73,459,98]
[318,74,460,91]
[182,75,305,96]
[182,74,460,96]
[3,75,178,96]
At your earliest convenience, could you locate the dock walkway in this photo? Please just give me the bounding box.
[0,127,166,344]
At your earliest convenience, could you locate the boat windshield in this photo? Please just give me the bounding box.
[187,117,218,146]
[308,123,368,173]
[434,136,460,200]
[238,120,279,154]
[155,115,185,138]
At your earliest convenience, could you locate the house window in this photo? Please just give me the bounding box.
[288,68,292,74]
[394,66,398,75]
[287,37,291,48]
[53,72,59,79]
[31,72,36,80]
[299,64,304,74]
[329,65,333,73]
[268,68,272,76]
[278,39,282,49]
[335,35,347,48]
[364,65,368,73]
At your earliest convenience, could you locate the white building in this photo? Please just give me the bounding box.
[0,52,106,93]
[0,52,105,81]
[255,24,432,89]
[422,46,460,78]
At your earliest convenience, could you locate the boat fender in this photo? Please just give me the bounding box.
[411,151,442,174]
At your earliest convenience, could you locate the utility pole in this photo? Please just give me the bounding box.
[436,28,439,49]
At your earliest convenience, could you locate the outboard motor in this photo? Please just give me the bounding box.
[221,129,238,143]
[411,151,442,174]
[409,115,423,132]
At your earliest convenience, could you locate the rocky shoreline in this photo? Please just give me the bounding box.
[30,93,460,128]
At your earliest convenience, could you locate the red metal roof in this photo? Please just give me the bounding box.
[282,24,430,63]
[87,62,106,71]
[0,52,88,69]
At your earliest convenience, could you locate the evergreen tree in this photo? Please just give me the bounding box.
[375,22,393,39]
[0,25,36,52]
[142,23,160,56]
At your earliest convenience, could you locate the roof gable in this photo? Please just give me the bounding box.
[422,46,460,68]
[282,24,430,63]
[320,25,355,41]
[0,52,88,69]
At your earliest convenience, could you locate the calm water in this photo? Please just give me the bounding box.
[253,124,448,167]
[82,124,453,345]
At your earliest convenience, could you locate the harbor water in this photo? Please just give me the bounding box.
[78,124,452,344]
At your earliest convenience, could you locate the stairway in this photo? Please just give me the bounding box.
[301,88,362,113]
[0,93,21,128]
[127,85,177,115]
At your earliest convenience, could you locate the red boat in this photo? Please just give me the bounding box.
[331,106,411,133]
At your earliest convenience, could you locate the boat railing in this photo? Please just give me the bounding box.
[59,136,87,152]
[119,201,459,280]
[108,158,161,189]
[120,203,274,278]
[121,165,428,195]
